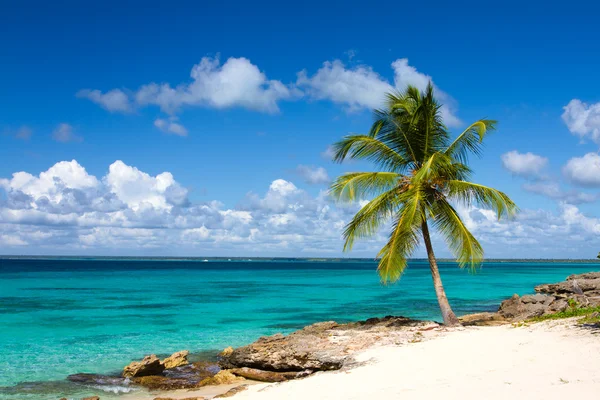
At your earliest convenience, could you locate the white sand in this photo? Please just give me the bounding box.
[228,319,600,400]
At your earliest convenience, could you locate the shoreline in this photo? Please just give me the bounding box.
[124,318,600,400]
[4,270,600,400]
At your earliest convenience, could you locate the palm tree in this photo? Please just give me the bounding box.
[329,84,517,326]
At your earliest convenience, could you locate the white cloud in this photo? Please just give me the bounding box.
[562,99,600,143]
[154,118,188,136]
[563,152,600,187]
[296,60,391,111]
[77,89,133,113]
[52,123,82,143]
[104,160,188,210]
[522,182,598,204]
[135,56,295,114]
[297,58,461,126]
[501,150,548,178]
[79,56,462,131]
[296,165,330,184]
[1,159,600,258]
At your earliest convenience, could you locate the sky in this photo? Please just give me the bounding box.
[1,0,600,258]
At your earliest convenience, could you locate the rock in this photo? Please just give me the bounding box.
[220,316,438,372]
[536,275,600,295]
[133,375,197,390]
[162,361,220,384]
[567,272,600,281]
[229,367,311,382]
[198,370,245,386]
[161,350,189,369]
[67,373,128,387]
[59,398,68,400]
[458,312,507,326]
[123,355,165,378]
[498,294,553,320]
[547,298,569,313]
[214,385,248,398]
[82,397,100,400]
[220,346,234,357]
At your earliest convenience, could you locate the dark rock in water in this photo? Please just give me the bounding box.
[219,316,438,372]
[67,373,128,387]
[164,361,220,380]
[82,397,100,400]
[214,385,248,398]
[123,354,165,378]
[132,361,221,389]
[229,367,310,382]
[132,375,196,390]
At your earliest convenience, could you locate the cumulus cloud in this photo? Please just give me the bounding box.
[134,56,295,114]
[562,99,600,143]
[0,161,365,255]
[80,56,461,130]
[77,89,133,113]
[501,150,548,178]
[563,152,600,187]
[52,123,82,143]
[4,160,599,258]
[297,58,461,126]
[296,165,330,184]
[154,118,188,136]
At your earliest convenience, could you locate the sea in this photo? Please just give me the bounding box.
[1,257,598,400]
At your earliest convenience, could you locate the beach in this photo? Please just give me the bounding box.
[1,260,599,400]
[128,319,600,400]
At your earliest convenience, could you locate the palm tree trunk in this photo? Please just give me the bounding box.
[421,220,461,326]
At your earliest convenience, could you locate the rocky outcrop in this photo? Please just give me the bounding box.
[133,375,197,390]
[220,316,438,373]
[498,271,600,321]
[161,350,189,369]
[122,355,165,378]
[198,370,244,386]
[458,312,507,326]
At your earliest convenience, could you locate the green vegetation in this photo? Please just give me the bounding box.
[527,305,600,323]
[329,84,517,326]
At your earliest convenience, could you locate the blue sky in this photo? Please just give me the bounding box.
[1,0,600,258]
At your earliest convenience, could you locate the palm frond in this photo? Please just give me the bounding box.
[431,198,484,270]
[329,172,403,203]
[342,187,406,251]
[444,120,497,163]
[331,135,408,171]
[447,180,518,219]
[376,187,424,283]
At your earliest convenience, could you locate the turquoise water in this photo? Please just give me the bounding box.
[0,258,598,399]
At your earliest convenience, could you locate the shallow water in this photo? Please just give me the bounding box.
[0,258,597,399]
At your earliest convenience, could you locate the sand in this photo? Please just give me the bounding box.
[132,319,600,400]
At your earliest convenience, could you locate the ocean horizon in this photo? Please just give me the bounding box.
[1,257,599,399]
